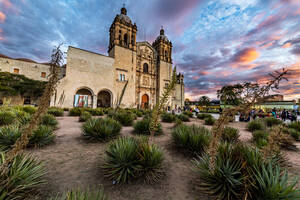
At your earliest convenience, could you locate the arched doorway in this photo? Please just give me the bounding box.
[74,87,93,108]
[141,94,149,109]
[97,90,112,108]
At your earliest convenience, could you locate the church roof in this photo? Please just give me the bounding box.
[117,14,132,24]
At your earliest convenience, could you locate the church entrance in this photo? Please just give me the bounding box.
[141,94,149,109]
[97,90,112,108]
[74,88,93,108]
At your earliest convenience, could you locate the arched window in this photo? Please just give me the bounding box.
[124,34,128,47]
[131,35,135,46]
[165,50,168,58]
[119,30,122,44]
[143,63,149,73]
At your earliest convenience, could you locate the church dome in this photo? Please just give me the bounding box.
[156,27,169,41]
[117,6,132,24]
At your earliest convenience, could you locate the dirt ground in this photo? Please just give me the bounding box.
[28,114,300,200]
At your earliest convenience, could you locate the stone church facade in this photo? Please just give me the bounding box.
[0,6,184,109]
[51,6,184,109]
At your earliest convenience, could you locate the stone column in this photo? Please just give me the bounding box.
[92,95,97,109]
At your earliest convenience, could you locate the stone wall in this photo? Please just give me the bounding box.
[51,46,115,108]
[0,57,50,81]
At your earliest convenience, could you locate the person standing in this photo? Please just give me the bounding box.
[281,109,287,121]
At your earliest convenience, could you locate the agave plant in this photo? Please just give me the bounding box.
[29,125,55,148]
[192,154,244,200]
[49,187,109,200]
[247,120,265,132]
[15,111,31,127]
[103,137,140,184]
[0,152,46,200]
[0,126,21,151]
[253,162,300,200]
[82,118,121,141]
[0,111,16,126]
[114,111,134,126]
[177,114,190,122]
[172,124,211,155]
[138,141,164,183]
[222,126,240,143]
[161,113,176,123]
[133,119,162,136]
[79,111,92,122]
[41,114,58,129]
[47,107,64,117]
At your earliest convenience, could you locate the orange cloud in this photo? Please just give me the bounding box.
[0,12,6,23]
[282,42,292,48]
[233,47,260,63]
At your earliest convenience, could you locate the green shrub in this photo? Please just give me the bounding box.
[247,120,264,132]
[174,118,183,127]
[0,152,46,200]
[47,107,64,117]
[69,107,83,116]
[204,117,215,125]
[79,111,92,122]
[49,187,109,200]
[197,113,212,120]
[285,128,300,141]
[172,124,211,155]
[136,110,143,117]
[133,118,162,135]
[222,126,239,142]
[29,125,55,148]
[63,107,69,111]
[41,114,58,129]
[0,111,16,126]
[103,137,164,184]
[114,111,134,126]
[15,110,31,126]
[161,113,176,123]
[193,142,300,199]
[0,125,21,150]
[252,130,268,142]
[138,141,164,183]
[253,162,300,200]
[90,108,104,116]
[264,117,282,127]
[0,125,55,150]
[288,121,300,132]
[22,106,36,114]
[183,111,193,118]
[82,118,121,141]
[177,114,190,122]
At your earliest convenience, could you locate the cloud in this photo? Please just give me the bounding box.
[0,0,13,8]
[232,47,259,63]
[291,45,300,55]
[0,12,6,23]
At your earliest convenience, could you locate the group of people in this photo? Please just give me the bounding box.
[242,108,300,122]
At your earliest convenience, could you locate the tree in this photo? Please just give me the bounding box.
[198,96,211,106]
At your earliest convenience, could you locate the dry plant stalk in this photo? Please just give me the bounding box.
[113,80,128,114]
[208,69,289,169]
[149,67,177,137]
[0,45,63,174]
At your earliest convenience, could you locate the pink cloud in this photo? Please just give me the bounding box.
[1,0,13,9]
[0,12,6,23]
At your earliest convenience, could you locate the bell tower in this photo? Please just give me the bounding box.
[108,5,137,56]
[152,27,172,63]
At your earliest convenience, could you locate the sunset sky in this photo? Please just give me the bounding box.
[0,0,300,101]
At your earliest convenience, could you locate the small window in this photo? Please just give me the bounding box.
[41,72,46,78]
[23,97,31,105]
[119,73,126,81]
[165,83,169,88]
[124,34,128,47]
[13,68,19,74]
[143,63,149,73]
